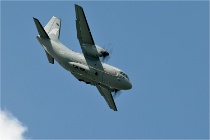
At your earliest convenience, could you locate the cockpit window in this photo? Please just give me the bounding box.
[120,71,129,80]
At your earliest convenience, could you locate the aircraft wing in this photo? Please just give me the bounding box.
[75,4,104,71]
[75,5,101,60]
[75,4,95,45]
[96,85,117,111]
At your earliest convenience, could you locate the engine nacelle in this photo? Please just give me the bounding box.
[82,44,109,58]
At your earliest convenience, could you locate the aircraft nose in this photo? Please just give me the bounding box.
[127,81,132,89]
[123,80,132,90]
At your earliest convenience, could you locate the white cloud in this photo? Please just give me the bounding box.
[0,109,28,140]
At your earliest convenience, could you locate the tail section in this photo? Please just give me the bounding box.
[33,17,57,64]
[44,16,61,42]
[33,17,49,38]
[33,16,61,42]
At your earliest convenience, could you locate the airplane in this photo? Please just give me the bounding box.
[33,4,132,111]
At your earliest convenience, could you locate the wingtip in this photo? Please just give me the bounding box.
[33,17,38,21]
[75,4,82,9]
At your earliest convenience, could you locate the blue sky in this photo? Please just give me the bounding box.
[1,1,209,139]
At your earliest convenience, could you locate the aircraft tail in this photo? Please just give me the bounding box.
[33,16,61,42]
[33,17,56,64]
[44,16,61,42]
[33,17,49,38]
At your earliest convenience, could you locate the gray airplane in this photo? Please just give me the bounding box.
[33,4,132,111]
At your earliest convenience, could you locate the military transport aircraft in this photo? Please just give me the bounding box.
[33,4,132,111]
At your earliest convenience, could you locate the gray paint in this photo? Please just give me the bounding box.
[33,4,132,111]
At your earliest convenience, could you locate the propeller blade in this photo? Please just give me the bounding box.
[102,54,110,62]
[102,43,113,62]
[112,89,122,99]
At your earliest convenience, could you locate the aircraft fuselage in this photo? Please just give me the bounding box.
[37,36,132,91]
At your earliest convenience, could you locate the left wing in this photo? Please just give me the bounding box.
[75,4,104,72]
[75,4,94,45]
[75,4,102,61]
[96,85,117,111]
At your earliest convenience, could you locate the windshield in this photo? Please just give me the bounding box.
[120,71,129,80]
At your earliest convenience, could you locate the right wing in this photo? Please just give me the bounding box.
[96,85,117,111]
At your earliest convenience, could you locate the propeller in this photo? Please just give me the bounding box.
[101,51,110,62]
[101,43,113,62]
[112,89,122,99]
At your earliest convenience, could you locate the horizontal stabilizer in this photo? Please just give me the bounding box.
[33,17,49,38]
[45,51,54,64]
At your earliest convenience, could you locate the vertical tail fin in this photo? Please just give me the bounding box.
[44,16,61,42]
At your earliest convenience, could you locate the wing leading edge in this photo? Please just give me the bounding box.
[75,5,117,111]
[75,4,95,45]
[96,85,117,111]
[75,4,104,71]
[75,4,102,61]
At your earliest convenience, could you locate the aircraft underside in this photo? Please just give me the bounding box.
[69,63,112,90]
[33,4,132,111]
